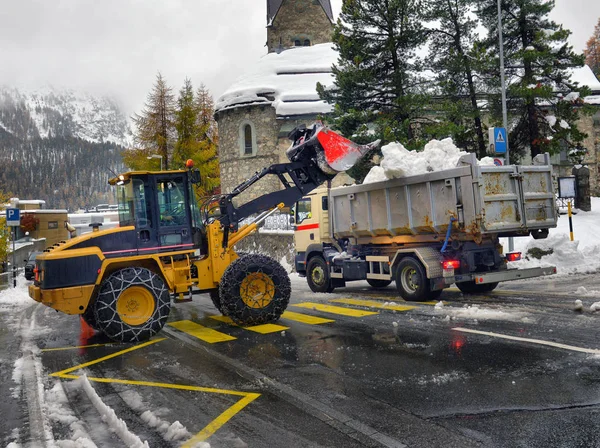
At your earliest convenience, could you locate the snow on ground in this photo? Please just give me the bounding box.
[363,138,494,184]
[505,197,600,276]
[433,301,531,323]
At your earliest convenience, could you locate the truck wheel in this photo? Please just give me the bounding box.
[456,281,499,294]
[367,279,392,288]
[209,290,223,313]
[307,256,335,293]
[395,257,431,302]
[219,254,291,326]
[93,267,172,343]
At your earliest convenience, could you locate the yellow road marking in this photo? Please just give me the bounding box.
[281,311,334,325]
[453,328,600,355]
[292,302,378,317]
[50,338,166,377]
[169,320,236,343]
[331,298,417,312]
[41,343,114,352]
[49,337,261,443]
[209,315,289,334]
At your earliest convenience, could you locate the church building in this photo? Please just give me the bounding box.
[215,0,337,201]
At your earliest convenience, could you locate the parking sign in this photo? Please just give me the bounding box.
[6,208,20,227]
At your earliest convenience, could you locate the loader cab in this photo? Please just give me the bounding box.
[113,170,203,252]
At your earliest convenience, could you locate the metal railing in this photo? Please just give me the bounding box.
[0,268,24,291]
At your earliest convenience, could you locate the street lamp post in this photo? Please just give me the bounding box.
[147,154,163,171]
[497,0,514,252]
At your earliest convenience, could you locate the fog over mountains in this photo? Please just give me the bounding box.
[0,86,131,210]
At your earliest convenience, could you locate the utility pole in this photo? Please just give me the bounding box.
[497,0,514,252]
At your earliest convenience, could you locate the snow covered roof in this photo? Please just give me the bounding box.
[571,65,600,93]
[267,0,333,25]
[215,44,337,117]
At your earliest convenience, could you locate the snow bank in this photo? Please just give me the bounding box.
[506,198,600,275]
[434,301,530,323]
[363,138,495,184]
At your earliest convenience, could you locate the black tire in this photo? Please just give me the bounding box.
[367,279,392,289]
[306,256,335,293]
[395,257,433,302]
[456,281,499,295]
[93,267,172,343]
[209,289,223,313]
[219,254,291,326]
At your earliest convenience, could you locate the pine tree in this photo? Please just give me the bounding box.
[127,73,176,170]
[585,18,600,78]
[425,0,489,158]
[318,0,429,145]
[478,0,589,160]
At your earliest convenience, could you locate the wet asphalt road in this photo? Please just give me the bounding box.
[4,273,600,447]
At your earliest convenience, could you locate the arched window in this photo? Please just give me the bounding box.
[303,39,310,46]
[239,121,257,157]
[244,125,253,155]
[294,39,301,47]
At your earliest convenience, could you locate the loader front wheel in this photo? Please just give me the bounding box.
[93,267,171,343]
[219,254,291,326]
[209,290,223,313]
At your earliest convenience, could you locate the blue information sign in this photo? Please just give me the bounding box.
[6,208,20,227]
[493,127,507,154]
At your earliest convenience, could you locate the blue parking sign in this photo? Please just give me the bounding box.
[6,208,20,227]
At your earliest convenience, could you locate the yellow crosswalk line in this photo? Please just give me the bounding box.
[209,315,289,334]
[168,320,236,343]
[281,311,335,325]
[292,302,378,317]
[331,298,416,312]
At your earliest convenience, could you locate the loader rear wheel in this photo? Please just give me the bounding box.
[93,267,171,343]
[456,281,499,295]
[307,256,335,293]
[219,254,291,326]
[82,302,100,331]
[367,279,392,289]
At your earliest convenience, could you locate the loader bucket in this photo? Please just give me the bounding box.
[315,128,378,173]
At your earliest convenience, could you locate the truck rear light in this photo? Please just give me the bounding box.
[506,252,521,262]
[442,260,460,270]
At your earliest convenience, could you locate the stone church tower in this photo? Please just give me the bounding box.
[267,0,334,53]
[215,0,336,201]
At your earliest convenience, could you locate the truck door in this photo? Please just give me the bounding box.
[294,196,320,252]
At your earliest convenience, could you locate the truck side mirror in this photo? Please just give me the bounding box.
[322,196,329,211]
[289,216,296,225]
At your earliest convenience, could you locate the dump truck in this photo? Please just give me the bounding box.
[294,153,558,300]
[28,123,375,342]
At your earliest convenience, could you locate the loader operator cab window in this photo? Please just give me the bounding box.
[116,179,152,228]
[295,198,312,224]
[157,178,187,227]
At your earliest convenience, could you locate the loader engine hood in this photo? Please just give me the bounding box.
[39,226,137,257]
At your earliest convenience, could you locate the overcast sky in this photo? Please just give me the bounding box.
[1,0,598,115]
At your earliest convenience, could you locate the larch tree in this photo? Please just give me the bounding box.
[478,0,589,161]
[585,18,600,78]
[425,0,490,158]
[171,81,220,197]
[127,73,176,170]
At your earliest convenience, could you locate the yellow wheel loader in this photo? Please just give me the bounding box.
[28,123,376,343]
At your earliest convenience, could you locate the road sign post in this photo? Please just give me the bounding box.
[6,208,20,288]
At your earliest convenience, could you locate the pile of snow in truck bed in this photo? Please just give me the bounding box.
[363,138,494,184]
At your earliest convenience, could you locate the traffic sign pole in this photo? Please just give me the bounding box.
[12,227,16,288]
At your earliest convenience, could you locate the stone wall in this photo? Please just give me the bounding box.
[233,232,295,270]
[267,0,333,53]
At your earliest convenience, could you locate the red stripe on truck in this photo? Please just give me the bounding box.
[296,223,319,231]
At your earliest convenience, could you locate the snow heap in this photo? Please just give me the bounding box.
[215,44,337,117]
[363,138,495,184]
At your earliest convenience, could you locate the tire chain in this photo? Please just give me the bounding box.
[219,254,291,325]
[93,267,171,343]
